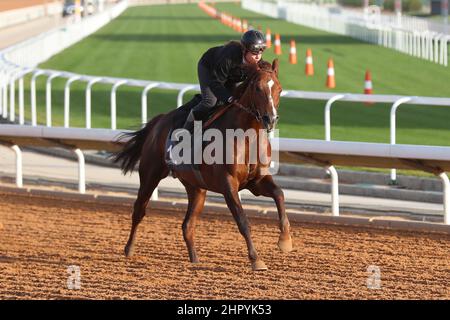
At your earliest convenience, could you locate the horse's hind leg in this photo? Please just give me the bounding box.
[247,175,292,253]
[124,169,163,258]
[182,186,206,263]
[223,179,267,271]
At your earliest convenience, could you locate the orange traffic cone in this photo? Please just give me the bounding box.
[266,28,272,48]
[326,58,336,89]
[237,19,242,33]
[305,48,314,76]
[274,34,282,55]
[289,40,297,64]
[364,70,374,105]
[364,70,373,94]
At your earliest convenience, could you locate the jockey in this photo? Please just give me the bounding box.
[179,29,267,132]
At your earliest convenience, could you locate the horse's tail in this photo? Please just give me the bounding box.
[112,115,163,175]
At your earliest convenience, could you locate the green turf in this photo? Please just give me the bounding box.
[21,3,449,148]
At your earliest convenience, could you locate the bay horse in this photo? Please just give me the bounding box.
[113,59,293,271]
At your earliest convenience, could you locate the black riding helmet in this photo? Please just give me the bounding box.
[241,30,266,53]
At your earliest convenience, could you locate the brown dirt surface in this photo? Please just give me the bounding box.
[0,191,449,299]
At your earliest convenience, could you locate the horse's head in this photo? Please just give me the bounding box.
[236,59,282,131]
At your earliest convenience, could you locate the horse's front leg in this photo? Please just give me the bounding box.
[247,175,293,253]
[182,186,206,263]
[223,179,267,271]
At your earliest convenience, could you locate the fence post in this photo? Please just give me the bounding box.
[439,172,450,225]
[324,94,346,141]
[11,145,23,188]
[74,148,85,194]
[177,85,196,108]
[64,75,81,128]
[111,80,127,130]
[85,77,102,129]
[45,72,61,127]
[141,83,159,126]
[31,70,46,126]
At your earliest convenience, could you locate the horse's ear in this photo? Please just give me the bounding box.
[272,59,279,77]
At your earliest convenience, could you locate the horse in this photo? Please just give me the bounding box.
[113,59,293,271]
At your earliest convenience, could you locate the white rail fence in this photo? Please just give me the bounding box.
[242,0,449,66]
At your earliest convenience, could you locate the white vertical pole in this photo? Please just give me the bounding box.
[31,70,45,126]
[85,77,102,129]
[327,165,339,216]
[177,85,196,108]
[74,148,85,194]
[389,97,412,183]
[19,76,25,125]
[9,75,15,122]
[64,75,81,128]
[45,73,60,127]
[111,80,127,130]
[141,83,159,125]
[439,172,450,225]
[324,94,345,141]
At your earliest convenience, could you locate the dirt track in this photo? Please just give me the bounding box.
[0,191,449,299]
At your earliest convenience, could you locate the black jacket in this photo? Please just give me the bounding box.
[199,41,247,103]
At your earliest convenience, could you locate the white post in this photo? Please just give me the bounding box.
[1,67,15,119]
[74,148,85,194]
[111,80,127,130]
[11,145,23,188]
[19,75,25,125]
[31,70,45,126]
[64,75,81,128]
[85,77,102,129]
[389,97,412,183]
[434,34,442,64]
[0,69,3,117]
[177,85,196,108]
[444,36,449,67]
[324,94,346,141]
[327,165,339,216]
[141,83,159,125]
[45,72,61,127]
[9,74,15,122]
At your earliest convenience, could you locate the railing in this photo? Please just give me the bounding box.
[242,0,449,66]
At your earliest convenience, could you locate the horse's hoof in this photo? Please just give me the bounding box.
[251,260,268,271]
[278,236,293,253]
[124,244,134,258]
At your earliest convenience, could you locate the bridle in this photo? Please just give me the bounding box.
[233,68,277,127]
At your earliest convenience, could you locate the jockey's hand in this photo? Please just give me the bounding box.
[227,96,236,104]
